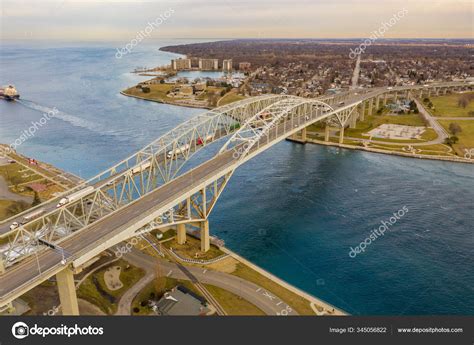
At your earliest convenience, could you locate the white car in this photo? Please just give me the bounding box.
[9,222,20,230]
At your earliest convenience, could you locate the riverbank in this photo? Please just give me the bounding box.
[120,91,213,110]
[287,137,474,164]
[0,144,83,221]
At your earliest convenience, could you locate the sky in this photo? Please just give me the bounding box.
[0,0,473,40]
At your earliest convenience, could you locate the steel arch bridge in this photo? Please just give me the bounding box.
[0,81,471,311]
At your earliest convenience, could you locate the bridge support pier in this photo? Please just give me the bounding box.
[349,113,357,129]
[200,220,210,253]
[359,103,365,121]
[56,267,79,315]
[300,128,307,142]
[338,127,345,144]
[177,223,186,245]
[368,99,373,116]
[383,94,387,106]
[324,125,330,142]
[375,96,380,110]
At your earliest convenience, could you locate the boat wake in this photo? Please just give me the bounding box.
[16,99,121,138]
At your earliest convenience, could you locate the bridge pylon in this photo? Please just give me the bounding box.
[177,223,187,245]
[201,220,210,253]
[56,267,79,315]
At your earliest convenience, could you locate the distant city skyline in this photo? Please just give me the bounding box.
[1,0,473,41]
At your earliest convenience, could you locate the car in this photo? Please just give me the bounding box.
[9,222,20,230]
[387,87,393,90]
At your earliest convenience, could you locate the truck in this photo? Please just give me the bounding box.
[56,186,94,208]
[9,208,46,230]
[166,144,190,159]
[22,208,45,222]
[196,135,214,146]
[131,161,151,174]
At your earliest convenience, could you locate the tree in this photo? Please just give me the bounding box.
[448,123,462,135]
[32,191,41,206]
[458,97,468,109]
[444,136,459,146]
[159,79,165,84]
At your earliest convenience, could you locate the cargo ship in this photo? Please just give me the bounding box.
[0,85,20,101]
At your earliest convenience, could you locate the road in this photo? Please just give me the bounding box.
[117,248,297,315]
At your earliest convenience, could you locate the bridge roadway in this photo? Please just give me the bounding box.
[0,82,469,304]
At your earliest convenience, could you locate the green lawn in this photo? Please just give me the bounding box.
[438,120,474,156]
[231,263,316,315]
[345,114,426,137]
[204,284,265,315]
[0,199,30,222]
[122,83,174,102]
[218,92,247,106]
[77,259,145,315]
[162,234,225,261]
[429,92,474,117]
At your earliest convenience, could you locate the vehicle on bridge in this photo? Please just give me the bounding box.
[8,208,46,230]
[167,144,190,159]
[131,161,151,174]
[56,186,95,208]
[196,135,214,146]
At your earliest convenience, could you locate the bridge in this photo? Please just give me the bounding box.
[0,81,470,314]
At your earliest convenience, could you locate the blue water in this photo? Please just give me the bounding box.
[1,41,473,315]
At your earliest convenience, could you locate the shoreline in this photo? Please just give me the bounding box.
[287,137,474,164]
[120,91,212,110]
[220,246,347,315]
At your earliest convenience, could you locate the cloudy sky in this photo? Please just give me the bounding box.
[1,0,472,40]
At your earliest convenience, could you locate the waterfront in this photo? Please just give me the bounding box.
[1,41,473,315]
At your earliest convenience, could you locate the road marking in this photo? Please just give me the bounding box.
[166,270,173,277]
[202,269,207,274]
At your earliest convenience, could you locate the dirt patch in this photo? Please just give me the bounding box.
[104,266,123,291]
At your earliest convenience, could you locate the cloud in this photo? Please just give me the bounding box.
[1,0,472,39]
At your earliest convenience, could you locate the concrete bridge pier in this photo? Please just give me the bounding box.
[383,94,388,106]
[56,267,79,315]
[300,128,307,142]
[324,125,330,142]
[177,223,186,245]
[360,102,365,121]
[375,96,380,110]
[349,112,357,129]
[0,257,5,275]
[201,220,210,252]
[338,126,345,144]
[368,99,373,116]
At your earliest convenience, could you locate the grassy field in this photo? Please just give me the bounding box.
[162,234,225,261]
[0,199,30,222]
[77,259,145,315]
[429,92,474,117]
[122,83,175,102]
[438,120,474,156]
[218,92,247,106]
[344,114,426,139]
[231,263,316,315]
[204,284,265,315]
